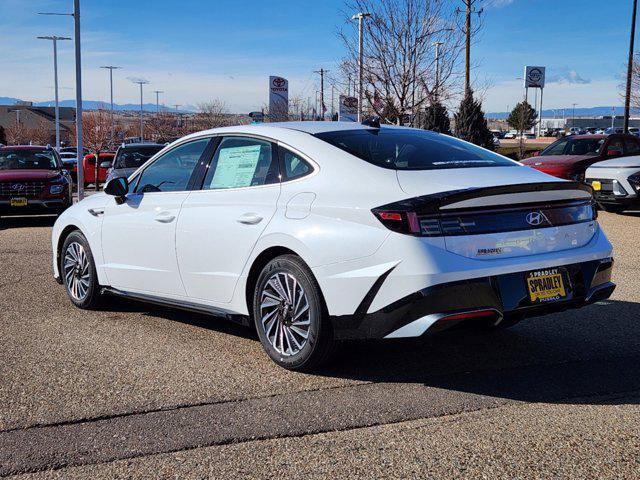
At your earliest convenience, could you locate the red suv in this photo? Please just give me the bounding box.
[0,146,73,216]
[521,134,640,181]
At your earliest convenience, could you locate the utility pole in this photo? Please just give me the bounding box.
[433,41,444,103]
[132,79,149,141]
[624,0,638,133]
[352,12,371,122]
[331,84,335,119]
[572,103,578,127]
[37,36,71,151]
[100,66,121,147]
[314,69,329,120]
[458,1,482,96]
[153,90,164,113]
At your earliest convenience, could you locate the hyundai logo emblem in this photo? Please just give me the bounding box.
[526,211,548,226]
[10,183,24,192]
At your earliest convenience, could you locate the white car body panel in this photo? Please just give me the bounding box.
[586,155,640,201]
[52,122,615,339]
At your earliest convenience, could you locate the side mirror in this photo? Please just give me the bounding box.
[99,161,112,168]
[104,177,129,203]
[607,149,622,157]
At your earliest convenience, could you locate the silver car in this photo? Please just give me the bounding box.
[105,143,166,183]
[586,155,640,213]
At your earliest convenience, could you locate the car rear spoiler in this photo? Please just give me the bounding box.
[381,182,594,215]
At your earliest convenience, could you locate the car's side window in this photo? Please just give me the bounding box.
[134,138,209,193]
[624,138,640,155]
[203,137,279,190]
[279,146,313,181]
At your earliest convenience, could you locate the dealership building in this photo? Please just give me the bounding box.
[0,101,75,145]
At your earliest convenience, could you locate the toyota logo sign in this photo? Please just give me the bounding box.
[11,183,25,192]
[272,77,286,88]
[526,211,549,226]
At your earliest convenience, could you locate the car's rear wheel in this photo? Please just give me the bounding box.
[253,255,335,371]
[61,231,102,309]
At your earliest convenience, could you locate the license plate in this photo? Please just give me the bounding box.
[526,268,567,303]
[591,180,601,191]
[10,197,27,207]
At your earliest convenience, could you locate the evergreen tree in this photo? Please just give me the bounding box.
[454,90,494,150]
[422,102,451,135]
[507,101,537,133]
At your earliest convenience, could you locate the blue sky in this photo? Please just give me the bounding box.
[0,0,636,113]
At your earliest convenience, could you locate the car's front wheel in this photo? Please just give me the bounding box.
[61,231,102,309]
[253,255,335,371]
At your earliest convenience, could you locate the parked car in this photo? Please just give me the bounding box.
[585,155,640,213]
[595,128,607,135]
[105,142,166,184]
[605,127,624,135]
[521,134,640,181]
[74,152,115,187]
[628,127,640,137]
[584,127,597,135]
[52,122,615,370]
[490,130,505,139]
[567,127,585,136]
[0,145,73,216]
[503,130,518,139]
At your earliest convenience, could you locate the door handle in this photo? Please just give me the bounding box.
[237,213,263,225]
[155,212,176,223]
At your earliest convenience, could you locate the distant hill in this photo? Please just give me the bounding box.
[0,96,196,113]
[487,106,639,120]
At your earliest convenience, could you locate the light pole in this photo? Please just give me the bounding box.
[153,90,164,113]
[433,41,444,103]
[38,1,85,199]
[132,79,149,141]
[624,0,638,133]
[352,12,371,122]
[37,36,71,151]
[100,66,121,147]
[572,103,578,127]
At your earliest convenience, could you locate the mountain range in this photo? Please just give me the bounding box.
[486,106,636,120]
[0,96,196,113]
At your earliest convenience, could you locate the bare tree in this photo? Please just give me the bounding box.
[339,0,465,124]
[5,120,30,145]
[629,53,640,110]
[146,112,180,142]
[29,119,54,146]
[194,100,231,130]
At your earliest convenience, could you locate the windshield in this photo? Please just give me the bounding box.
[541,138,604,157]
[0,150,58,170]
[314,129,515,170]
[114,145,164,169]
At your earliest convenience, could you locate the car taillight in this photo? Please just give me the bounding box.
[372,200,596,237]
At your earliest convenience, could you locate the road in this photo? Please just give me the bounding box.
[0,211,639,479]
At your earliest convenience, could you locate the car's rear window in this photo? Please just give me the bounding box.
[114,145,164,169]
[314,128,515,170]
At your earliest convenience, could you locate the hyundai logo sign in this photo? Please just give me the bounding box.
[526,211,549,226]
[10,183,25,192]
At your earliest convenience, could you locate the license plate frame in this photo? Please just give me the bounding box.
[526,268,568,304]
[10,197,28,207]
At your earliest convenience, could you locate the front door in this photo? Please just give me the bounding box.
[101,138,211,296]
[176,136,281,303]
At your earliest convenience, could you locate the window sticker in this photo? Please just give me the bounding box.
[210,145,261,188]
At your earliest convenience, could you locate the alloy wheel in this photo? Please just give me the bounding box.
[259,272,311,356]
[63,241,91,301]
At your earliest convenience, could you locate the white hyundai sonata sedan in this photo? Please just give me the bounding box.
[52,121,615,370]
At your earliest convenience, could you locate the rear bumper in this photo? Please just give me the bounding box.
[0,199,69,216]
[330,257,615,340]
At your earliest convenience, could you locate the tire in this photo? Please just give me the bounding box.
[60,231,102,309]
[253,254,335,371]
[599,204,626,214]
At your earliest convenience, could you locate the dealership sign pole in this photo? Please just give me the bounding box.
[269,76,289,122]
[524,66,546,137]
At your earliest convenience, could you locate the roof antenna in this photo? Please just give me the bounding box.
[361,116,380,129]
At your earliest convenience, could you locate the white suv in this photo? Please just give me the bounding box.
[52,122,615,370]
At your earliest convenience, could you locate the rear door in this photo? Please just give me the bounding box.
[176,136,281,303]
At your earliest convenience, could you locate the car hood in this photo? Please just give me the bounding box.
[587,155,640,169]
[396,165,561,197]
[520,154,594,167]
[0,169,61,182]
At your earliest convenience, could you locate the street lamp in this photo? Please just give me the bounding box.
[131,79,149,141]
[38,0,85,200]
[37,36,71,151]
[100,66,122,147]
[572,103,578,126]
[351,12,371,122]
[153,90,164,113]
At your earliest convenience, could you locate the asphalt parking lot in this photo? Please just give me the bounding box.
[1,211,639,479]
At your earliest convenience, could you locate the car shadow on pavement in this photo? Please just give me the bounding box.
[314,299,640,405]
[0,215,57,230]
